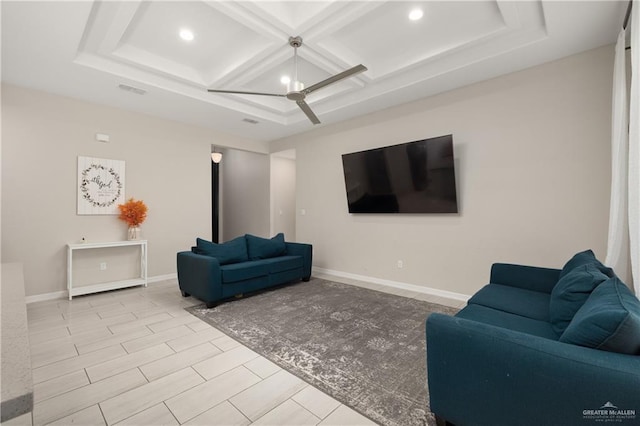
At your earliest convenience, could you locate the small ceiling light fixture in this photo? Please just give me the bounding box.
[409,8,424,21]
[179,28,194,41]
[280,75,291,85]
[211,152,222,163]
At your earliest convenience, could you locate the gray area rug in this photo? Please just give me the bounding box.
[186,279,459,426]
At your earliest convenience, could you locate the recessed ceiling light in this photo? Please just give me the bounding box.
[280,75,291,85]
[409,9,423,21]
[179,28,194,41]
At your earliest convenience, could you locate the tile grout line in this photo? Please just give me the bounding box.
[132,366,209,424]
[97,401,108,426]
[33,377,92,423]
[138,366,150,384]
[322,402,343,422]
[162,401,180,426]
[32,371,88,405]
[288,397,323,422]
[191,365,208,382]
[226,398,253,424]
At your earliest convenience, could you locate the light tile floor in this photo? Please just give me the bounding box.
[19,276,465,426]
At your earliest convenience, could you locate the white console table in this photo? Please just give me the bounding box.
[67,240,147,300]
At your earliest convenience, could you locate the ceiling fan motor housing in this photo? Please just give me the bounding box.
[288,36,303,48]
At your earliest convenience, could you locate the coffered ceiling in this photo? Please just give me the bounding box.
[1,1,627,143]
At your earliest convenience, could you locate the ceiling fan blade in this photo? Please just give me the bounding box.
[207,89,285,97]
[296,100,321,125]
[303,64,367,95]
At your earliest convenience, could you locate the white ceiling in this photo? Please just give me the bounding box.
[1,1,627,144]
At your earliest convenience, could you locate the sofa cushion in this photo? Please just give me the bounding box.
[257,256,303,274]
[467,284,550,321]
[549,263,609,335]
[456,304,559,340]
[559,277,640,355]
[195,236,248,265]
[220,260,269,283]
[245,233,286,260]
[559,249,614,279]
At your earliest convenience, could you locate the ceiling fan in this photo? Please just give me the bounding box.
[207,36,367,125]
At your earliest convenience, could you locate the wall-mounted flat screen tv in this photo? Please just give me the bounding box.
[341,135,458,213]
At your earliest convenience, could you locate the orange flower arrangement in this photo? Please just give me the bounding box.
[117,198,148,227]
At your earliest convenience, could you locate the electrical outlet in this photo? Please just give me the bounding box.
[100,262,107,271]
[397,260,404,269]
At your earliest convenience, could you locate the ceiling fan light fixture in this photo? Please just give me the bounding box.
[409,9,423,21]
[280,75,291,85]
[179,28,194,41]
[287,80,304,93]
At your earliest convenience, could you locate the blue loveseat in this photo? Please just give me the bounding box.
[177,233,312,307]
[427,250,640,426]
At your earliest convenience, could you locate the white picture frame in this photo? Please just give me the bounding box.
[77,156,125,215]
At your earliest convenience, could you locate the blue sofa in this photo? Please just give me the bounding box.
[427,250,640,426]
[177,233,312,307]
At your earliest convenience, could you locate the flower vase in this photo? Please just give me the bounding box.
[127,226,141,240]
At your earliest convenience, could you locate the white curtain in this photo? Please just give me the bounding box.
[606,5,639,295]
[630,3,640,295]
[605,29,630,285]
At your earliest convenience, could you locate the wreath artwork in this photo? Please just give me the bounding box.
[77,156,125,215]
[80,164,122,207]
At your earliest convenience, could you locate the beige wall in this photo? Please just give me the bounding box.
[270,156,296,241]
[271,45,614,296]
[220,148,270,240]
[1,84,264,297]
[1,44,615,298]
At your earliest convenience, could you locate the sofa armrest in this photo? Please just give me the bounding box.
[426,313,640,426]
[490,263,561,294]
[176,251,223,303]
[285,242,312,280]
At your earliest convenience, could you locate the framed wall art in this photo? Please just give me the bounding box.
[77,156,125,215]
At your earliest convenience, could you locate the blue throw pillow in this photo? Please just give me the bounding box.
[559,249,614,279]
[245,233,286,260]
[549,264,609,335]
[559,277,640,355]
[195,236,248,265]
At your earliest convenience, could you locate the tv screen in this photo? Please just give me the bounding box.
[341,135,458,213]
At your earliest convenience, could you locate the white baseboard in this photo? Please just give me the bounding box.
[25,291,67,304]
[147,273,177,283]
[26,273,179,304]
[312,266,470,303]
